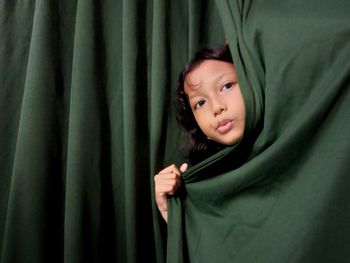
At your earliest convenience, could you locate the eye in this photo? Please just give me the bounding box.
[194,100,206,109]
[222,82,234,91]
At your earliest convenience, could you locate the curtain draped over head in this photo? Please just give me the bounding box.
[0,1,225,262]
[167,0,350,262]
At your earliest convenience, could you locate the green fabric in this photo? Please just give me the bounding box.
[0,1,225,262]
[167,0,350,262]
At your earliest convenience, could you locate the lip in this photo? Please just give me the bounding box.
[216,119,233,134]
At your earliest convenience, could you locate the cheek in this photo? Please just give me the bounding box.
[240,100,246,120]
[193,112,209,129]
[231,94,246,118]
[238,101,246,118]
[192,113,202,126]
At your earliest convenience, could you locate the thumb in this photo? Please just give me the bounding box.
[179,163,188,173]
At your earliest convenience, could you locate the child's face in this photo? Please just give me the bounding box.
[184,60,245,145]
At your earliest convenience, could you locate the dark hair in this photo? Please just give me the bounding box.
[176,46,234,164]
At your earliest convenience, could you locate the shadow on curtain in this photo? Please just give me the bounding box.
[0,1,225,262]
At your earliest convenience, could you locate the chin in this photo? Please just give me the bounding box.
[223,135,243,146]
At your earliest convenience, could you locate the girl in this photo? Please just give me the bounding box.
[154,46,246,222]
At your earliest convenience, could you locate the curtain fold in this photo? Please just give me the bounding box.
[166,0,350,262]
[0,1,224,262]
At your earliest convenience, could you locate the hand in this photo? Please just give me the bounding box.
[154,163,188,223]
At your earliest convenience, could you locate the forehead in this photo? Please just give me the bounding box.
[184,60,235,91]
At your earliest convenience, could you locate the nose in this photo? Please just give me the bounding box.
[212,99,227,117]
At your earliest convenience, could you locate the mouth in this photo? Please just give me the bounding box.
[216,120,233,134]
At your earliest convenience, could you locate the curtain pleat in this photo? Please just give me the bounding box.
[0,1,224,262]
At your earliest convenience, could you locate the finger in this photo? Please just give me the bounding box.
[155,179,180,188]
[155,182,180,195]
[158,164,181,175]
[180,163,188,173]
[156,171,182,183]
[154,173,180,185]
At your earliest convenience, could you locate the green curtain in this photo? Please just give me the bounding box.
[3,1,349,263]
[0,1,225,262]
[167,0,350,262]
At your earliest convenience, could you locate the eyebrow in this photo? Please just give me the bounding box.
[212,72,233,84]
[187,72,233,100]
